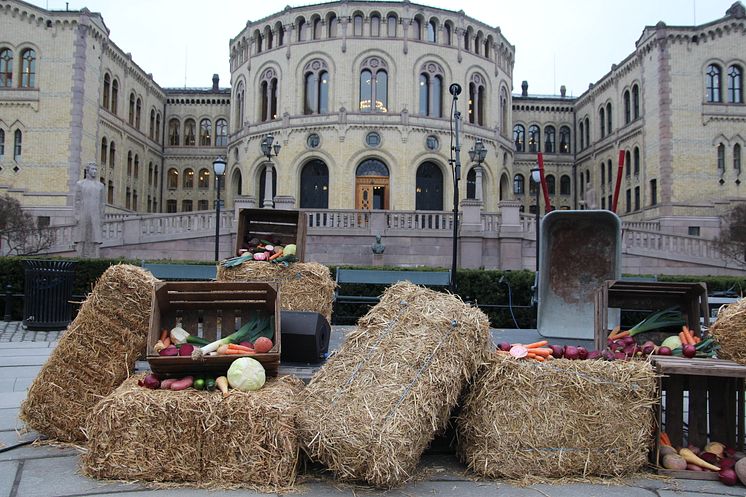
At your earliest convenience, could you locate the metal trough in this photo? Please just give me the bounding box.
[536,210,621,339]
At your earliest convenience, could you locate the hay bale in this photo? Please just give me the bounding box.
[296,281,492,488]
[81,374,303,491]
[457,355,658,479]
[19,264,155,442]
[217,261,335,323]
[709,298,746,364]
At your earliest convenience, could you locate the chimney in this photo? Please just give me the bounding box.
[521,80,528,97]
[560,85,566,97]
[212,74,219,91]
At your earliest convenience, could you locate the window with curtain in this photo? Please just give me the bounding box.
[706,64,722,103]
[0,48,13,87]
[528,125,540,153]
[169,119,180,146]
[20,48,35,88]
[544,126,555,153]
[215,119,228,146]
[359,57,388,112]
[199,119,212,146]
[184,119,196,146]
[728,65,743,104]
[513,125,525,152]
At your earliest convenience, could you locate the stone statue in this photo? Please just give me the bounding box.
[74,162,105,258]
[371,234,385,254]
[583,181,597,210]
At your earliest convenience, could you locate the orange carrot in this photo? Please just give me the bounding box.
[529,348,552,357]
[526,352,546,362]
[693,335,701,344]
[614,330,630,339]
[223,348,254,355]
[227,343,253,352]
[268,250,284,261]
[608,325,622,339]
[162,336,171,348]
[660,432,672,447]
[523,340,548,349]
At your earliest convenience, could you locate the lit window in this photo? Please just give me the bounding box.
[167,168,178,189]
[183,168,194,188]
[199,118,212,146]
[215,119,228,147]
[528,125,540,153]
[184,119,196,146]
[169,119,180,146]
[468,73,486,125]
[513,125,525,152]
[198,168,210,189]
[513,174,524,194]
[359,57,388,113]
[559,126,571,153]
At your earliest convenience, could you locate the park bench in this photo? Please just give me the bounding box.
[141,262,217,281]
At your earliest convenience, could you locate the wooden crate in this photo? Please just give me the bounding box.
[594,280,709,351]
[146,281,281,377]
[651,356,746,479]
[235,208,307,261]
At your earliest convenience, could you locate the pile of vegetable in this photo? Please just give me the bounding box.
[223,238,298,268]
[138,357,267,393]
[496,341,600,361]
[659,433,746,486]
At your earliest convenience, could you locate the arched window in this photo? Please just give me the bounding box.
[303,60,329,115]
[255,30,263,53]
[327,13,338,37]
[109,141,116,167]
[296,18,305,42]
[353,14,363,36]
[528,125,540,153]
[500,87,508,137]
[606,102,612,134]
[148,162,153,186]
[579,121,585,150]
[513,124,525,152]
[706,64,722,103]
[127,151,133,177]
[169,119,180,146]
[184,119,196,146]
[103,73,111,110]
[135,98,142,129]
[546,174,556,194]
[600,162,605,186]
[20,48,35,88]
[359,57,388,113]
[259,166,278,208]
[155,113,161,142]
[260,68,279,121]
[198,168,210,189]
[215,119,228,147]
[149,109,155,139]
[0,48,13,87]
[560,175,571,195]
[466,167,477,199]
[111,79,119,114]
[418,62,444,117]
[599,107,606,138]
[134,154,139,179]
[584,118,590,146]
[312,17,321,40]
[181,199,192,212]
[13,130,22,160]
[183,168,194,188]
[100,137,107,165]
[167,168,178,189]
[468,73,486,125]
[0,129,3,157]
[370,14,380,36]
[154,164,158,188]
[625,150,632,177]
[623,90,631,124]
[199,118,212,146]
[128,93,136,125]
[299,159,329,208]
[513,174,525,194]
[633,146,640,175]
[544,125,555,153]
[387,14,397,37]
[444,22,452,45]
[464,29,470,51]
[728,65,743,104]
[717,143,726,171]
[107,181,114,204]
[632,84,639,119]
[412,17,422,41]
[415,162,443,210]
[427,19,437,43]
[734,143,742,173]
[234,81,245,129]
[277,23,285,46]
[475,32,483,55]
[559,126,571,153]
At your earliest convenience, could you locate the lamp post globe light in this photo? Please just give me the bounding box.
[260,135,281,208]
[468,139,487,167]
[212,157,226,261]
[530,168,541,272]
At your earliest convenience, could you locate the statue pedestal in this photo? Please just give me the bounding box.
[372,253,384,266]
[75,241,100,258]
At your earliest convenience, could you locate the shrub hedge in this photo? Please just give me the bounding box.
[0,256,743,328]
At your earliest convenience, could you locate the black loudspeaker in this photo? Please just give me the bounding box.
[280,311,331,363]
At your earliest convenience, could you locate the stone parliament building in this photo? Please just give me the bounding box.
[0,0,744,268]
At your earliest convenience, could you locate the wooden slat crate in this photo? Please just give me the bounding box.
[235,208,307,261]
[651,356,746,480]
[594,280,709,351]
[146,281,281,377]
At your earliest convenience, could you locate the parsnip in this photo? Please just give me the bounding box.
[679,448,721,471]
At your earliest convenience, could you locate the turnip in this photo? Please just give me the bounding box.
[577,347,588,360]
[719,468,738,486]
[563,345,579,360]
[734,457,746,485]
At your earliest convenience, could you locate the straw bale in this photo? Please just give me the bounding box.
[217,261,335,322]
[19,264,155,442]
[709,298,746,364]
[457,355,658,479]
[82,374,304,491]
[296,281,492,488]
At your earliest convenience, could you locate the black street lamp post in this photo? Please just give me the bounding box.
[448,83,462,292]
[213,157,226,261]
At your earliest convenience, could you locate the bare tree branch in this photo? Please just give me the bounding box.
[717,203,746,267]
[0,195,56,256]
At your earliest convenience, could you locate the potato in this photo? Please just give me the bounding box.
[659,445,678,457]
[735,457,746,485]
[662,454,688,470]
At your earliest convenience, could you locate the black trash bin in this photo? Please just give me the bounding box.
[22,260,77,330]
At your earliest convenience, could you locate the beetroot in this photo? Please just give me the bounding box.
[658,346,672,356]
[577,347,589,360]
[720,458,737,470]
[549,344,564,358]
[178,343,195,356]
[700,452,720,465]
[159,345,179,356]
[682,344,697,358]
[563,345,579,360]
[719,468,738,486]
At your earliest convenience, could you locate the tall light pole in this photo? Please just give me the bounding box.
[260,134,281,208]
[531,167,541,272]
[213,157,226,261]
[448,83,462,292]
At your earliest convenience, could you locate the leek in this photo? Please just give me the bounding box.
[628,307,687,336]
[191,314,262,359]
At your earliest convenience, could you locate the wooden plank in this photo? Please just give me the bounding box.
[688,376,708,448]
[656,468,719,480]
[739,379,745,451]
[665,375,685,448]
[709,377,729,445]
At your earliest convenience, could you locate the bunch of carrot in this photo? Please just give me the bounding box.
[679,325,701,345]
[497,340,554,362]
[607,326,630,340]
[216,343,255,355]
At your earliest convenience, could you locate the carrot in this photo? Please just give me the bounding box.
[660,432,672,447]
[614,330,630,339]
[268,250,284,261]
[523,340,548,349]
[159,328,169,342]
[526,352,546,362]
[693,335,701,344]
[608,325,622,339]
[162,336,171,348]
[223,348,254,355]
[529,347,552,357]
[227,343,253,352]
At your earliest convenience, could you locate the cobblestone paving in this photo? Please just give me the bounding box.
[0,321,63,342]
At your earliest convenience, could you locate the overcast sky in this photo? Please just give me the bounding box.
[33,0,737,96]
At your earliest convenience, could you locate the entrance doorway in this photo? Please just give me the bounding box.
[355,158,390,210]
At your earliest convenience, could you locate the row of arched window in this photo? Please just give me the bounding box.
[513,125,572,154]
[166,167,222,190]
[239,11,497,64]
[513,174,572,195]
[0,47,36,88]
[0,129,23,160]
[716,143,742,173]
[102,72,163,142]
[706,63,743,103]
[168,118,228,147]
[239,58,490,125]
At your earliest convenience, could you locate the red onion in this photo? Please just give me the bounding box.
[682,344,697,358]
[563,345,579,360]
[719,468,738,486]
[178,343,195,356]
[549,344,564,358]
[657,346,672,356]
[138,373,160,389]
[577,347,589,360]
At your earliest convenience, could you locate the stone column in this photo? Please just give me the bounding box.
[263,163,274,208]
[497,200,524,270]
[459,198,484,269]
[475,165,484,202]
